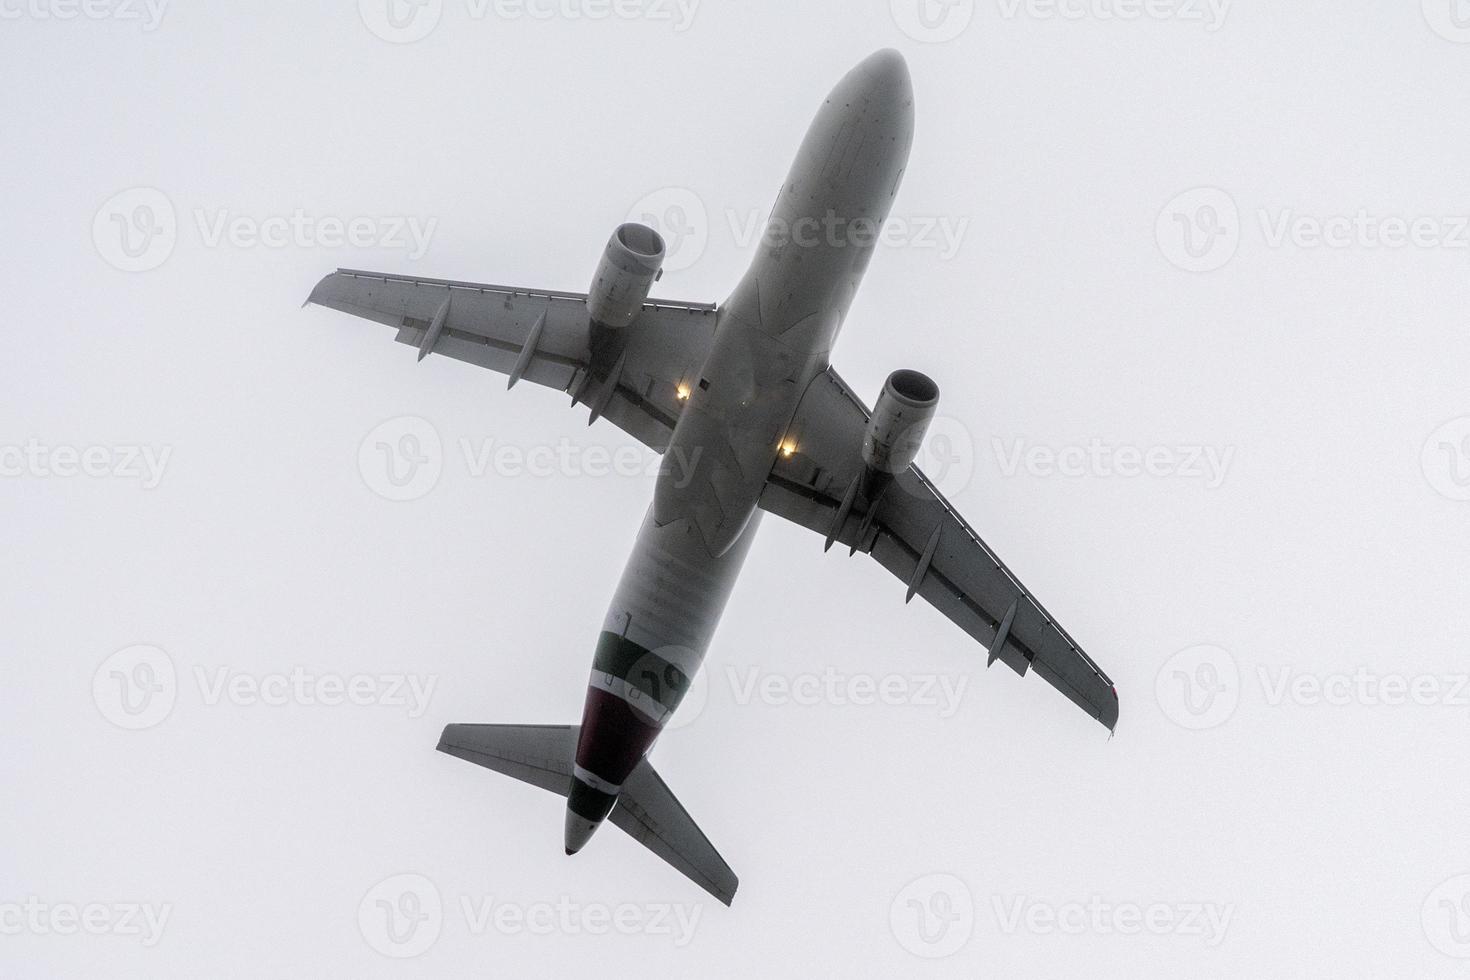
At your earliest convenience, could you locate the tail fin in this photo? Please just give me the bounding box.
[437,724,739,906]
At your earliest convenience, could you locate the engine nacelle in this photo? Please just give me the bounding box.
[587,222,665,329]
[862,369,940,477]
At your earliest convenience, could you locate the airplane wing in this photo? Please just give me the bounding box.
[758,367,1119,731]
[305,269,716,452]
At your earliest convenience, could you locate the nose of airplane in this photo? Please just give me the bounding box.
[853,48,913,106]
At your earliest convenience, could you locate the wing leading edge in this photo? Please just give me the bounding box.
[758,367,1119,731]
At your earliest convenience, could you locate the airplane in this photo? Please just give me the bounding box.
[306,48,1117,907]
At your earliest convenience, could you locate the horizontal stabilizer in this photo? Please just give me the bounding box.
[437,723,739,905]
[437,723,576,796]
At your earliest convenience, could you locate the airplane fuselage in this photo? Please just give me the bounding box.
[566,51,916,853]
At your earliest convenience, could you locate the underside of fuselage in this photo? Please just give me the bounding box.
[566,49,916,854]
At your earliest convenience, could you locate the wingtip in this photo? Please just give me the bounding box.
[302,270,338,309]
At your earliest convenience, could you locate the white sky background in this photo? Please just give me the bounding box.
[4,0,1470,976]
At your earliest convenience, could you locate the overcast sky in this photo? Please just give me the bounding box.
[5,1,1470,976]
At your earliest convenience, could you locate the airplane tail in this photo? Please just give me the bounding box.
[436,723,739,906]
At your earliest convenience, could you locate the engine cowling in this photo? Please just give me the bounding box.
[587,222,665,329]
[862,369,940,477]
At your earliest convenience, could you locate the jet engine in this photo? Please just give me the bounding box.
[586,222,666,329]
[862,369,939,483]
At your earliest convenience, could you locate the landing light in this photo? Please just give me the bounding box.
[676,383,691,401]
[779,440,797,458]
